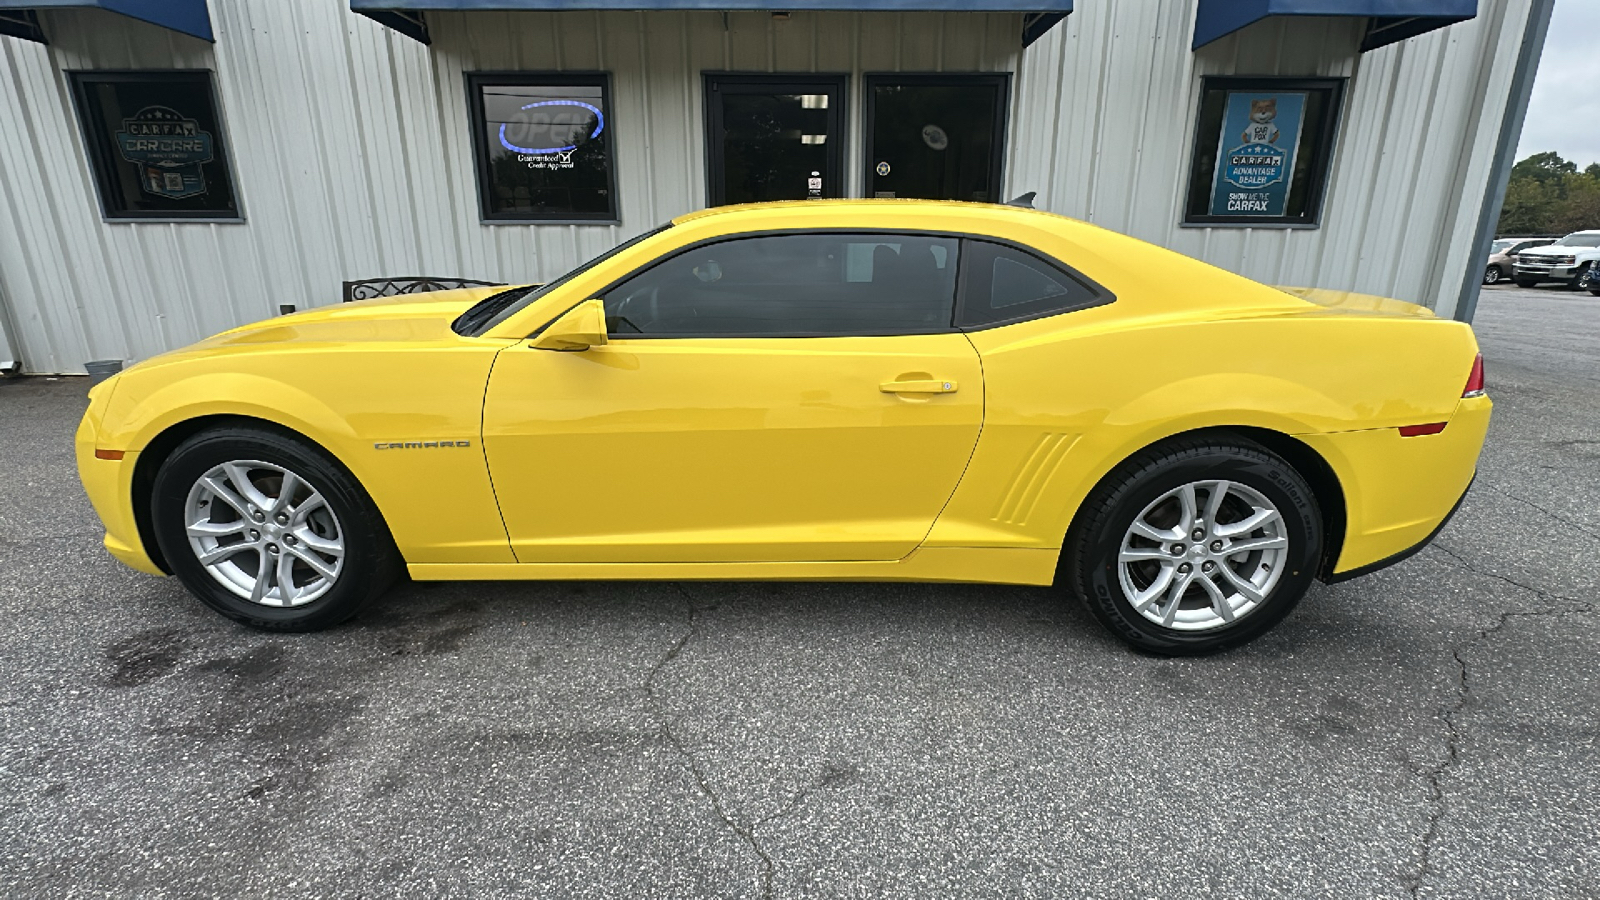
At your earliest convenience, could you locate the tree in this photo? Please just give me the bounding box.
[1495,152,1600,235]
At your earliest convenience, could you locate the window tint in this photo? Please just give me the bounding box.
[1556,233,1600,247]
[602,233,958,336]
[957,241,1103,328]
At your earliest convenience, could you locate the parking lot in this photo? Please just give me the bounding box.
[0,285,1595,899]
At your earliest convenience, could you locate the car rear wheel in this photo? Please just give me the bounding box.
[150,426,401,631]
[1063,438,1323,655]
[1483,265,1502,285]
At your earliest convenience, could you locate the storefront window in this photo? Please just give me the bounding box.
[69,71,239,220]
[704,74,847,207]
[1183,77,1345,227]
[467,73,618,222]
[865,74,1009,203]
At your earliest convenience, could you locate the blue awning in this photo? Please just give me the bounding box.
[352,1,1072,46]
[1193,0,1477,53]
[0,0,213,43]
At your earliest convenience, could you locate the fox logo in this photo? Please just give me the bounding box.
[1241,98,1280,145]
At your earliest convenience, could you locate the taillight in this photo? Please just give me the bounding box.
[1463,353,1486,398]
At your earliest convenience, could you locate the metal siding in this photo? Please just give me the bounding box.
[0,0,1537,372]
[1011,0,1533,316]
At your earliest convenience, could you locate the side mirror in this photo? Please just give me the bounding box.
[530,299,609,351]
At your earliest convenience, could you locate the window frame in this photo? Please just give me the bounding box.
[465,71,621,225]
[563,228,1112,341]
[702,72,850,208]
[1180,76,1346,229]
[595,230,962,340]
[67,69,243,223]
[953,238,1113,329]
[862,72,1011,203]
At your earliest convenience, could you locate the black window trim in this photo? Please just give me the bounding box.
[67,68,244,223]
[953,237,1113,330]
[702,72,850,209]
[545,227,1113,342]
[862,71,1012,204]
[1180,75,1347,229]
[465,70,621,225]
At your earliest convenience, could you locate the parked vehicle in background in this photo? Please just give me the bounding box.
[1581,265,1600,296]
[1512,231,1600,288]
[1483,237,1555,284]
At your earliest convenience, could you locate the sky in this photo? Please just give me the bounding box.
[1515,0,1600,168]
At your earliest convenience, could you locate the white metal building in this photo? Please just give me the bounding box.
[0,0,1554,374]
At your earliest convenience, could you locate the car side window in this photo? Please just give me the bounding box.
[956,240,1106,329]
[601,233,959,337]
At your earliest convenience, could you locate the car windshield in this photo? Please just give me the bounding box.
[1491,240,1516,253]
[1555,233,1600,247]
[453,223,674,336]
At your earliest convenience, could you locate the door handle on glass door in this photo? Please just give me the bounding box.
[879,379,958,394]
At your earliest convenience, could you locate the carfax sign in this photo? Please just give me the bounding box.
[115,105,215,200]
[1208,91,1307,218]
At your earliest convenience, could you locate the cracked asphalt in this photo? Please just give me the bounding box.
[1,285,1595,898]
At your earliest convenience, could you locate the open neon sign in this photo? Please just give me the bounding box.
[498,99,605,154]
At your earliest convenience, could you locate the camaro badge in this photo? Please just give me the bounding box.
[374,440,472,450]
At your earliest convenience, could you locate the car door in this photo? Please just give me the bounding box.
[480,231,983,563]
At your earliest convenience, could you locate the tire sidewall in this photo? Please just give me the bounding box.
[1078,448,1322,654]
[150,428,390,630]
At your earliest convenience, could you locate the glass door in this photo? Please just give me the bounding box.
[865,74,1009,203]
[704,74,847,207]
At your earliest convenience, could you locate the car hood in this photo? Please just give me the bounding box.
[1517,244,1582,258]
[202,286,510,347]
[1272,286,1436,319]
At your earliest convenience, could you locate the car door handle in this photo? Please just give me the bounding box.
[880,379,958,395]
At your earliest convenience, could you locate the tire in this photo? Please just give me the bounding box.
[150,425,401,631]
[1483,265,1502,285]
[1062,437,1323,655]
[1566,264,1590,291]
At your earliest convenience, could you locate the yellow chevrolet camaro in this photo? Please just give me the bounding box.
[76,200,1490,653]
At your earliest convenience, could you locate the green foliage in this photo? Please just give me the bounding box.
[1496,152,1600,236]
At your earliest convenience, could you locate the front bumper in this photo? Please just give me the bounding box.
[1513,262,1580,281]
[75,398,164,576]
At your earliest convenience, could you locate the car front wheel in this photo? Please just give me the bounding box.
[1483,265,1502,285]
[150,426,401,631]
[1063,438,1323,655]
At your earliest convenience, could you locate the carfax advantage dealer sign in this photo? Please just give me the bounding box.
[1208,91,1307,218]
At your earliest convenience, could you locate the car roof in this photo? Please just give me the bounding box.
[671,198,1052,226]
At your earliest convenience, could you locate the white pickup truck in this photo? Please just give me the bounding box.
[1512,230,1600,288]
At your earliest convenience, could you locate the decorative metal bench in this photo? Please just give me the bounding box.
[342,277,505,303]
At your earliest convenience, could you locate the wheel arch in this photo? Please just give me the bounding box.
[130,414,392,575]
[1058,425,1347,582]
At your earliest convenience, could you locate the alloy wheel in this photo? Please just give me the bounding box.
[183,460,345,607]
[1117,480,1289,631]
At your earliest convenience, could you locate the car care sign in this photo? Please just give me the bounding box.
[115,106,215,200]
[1208,91,1306,218]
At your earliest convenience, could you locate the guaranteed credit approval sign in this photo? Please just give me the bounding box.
[1208,91,1307,218]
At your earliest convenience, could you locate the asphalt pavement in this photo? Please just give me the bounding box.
[0,285,1595,899]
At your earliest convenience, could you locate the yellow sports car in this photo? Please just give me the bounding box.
[76,200,1490,654]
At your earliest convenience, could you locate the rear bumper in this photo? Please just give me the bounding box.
[1322,474,1471,583]
[1300,394,1491,578]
